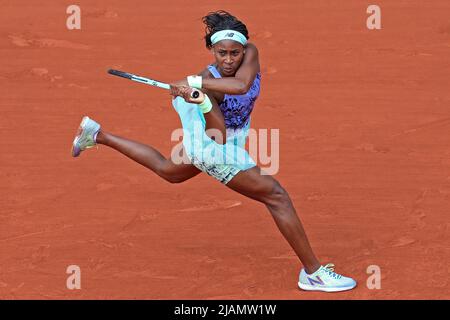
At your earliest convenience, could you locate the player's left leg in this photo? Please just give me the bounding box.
[225,166,357,292]
[225,166,321,274]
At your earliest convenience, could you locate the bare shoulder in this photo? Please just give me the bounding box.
[243,42,260,70]
[198,67,214,79]
[195,66,224,102]
[246,42,259,55]
[246,42,258,51]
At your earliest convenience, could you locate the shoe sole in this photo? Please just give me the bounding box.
[71,116,90,157]
[298,282,357,293]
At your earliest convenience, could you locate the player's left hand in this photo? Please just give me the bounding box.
[169,84,190,98]
[171,79,189,87]
[169,79,189,97]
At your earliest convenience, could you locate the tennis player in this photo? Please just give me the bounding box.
[71,10,356,292]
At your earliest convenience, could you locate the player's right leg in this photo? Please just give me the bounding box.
[71,116,201,183]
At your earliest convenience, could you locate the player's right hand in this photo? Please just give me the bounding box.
[170,84,204,104]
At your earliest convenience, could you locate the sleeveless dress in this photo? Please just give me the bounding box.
[172,65,261,184]
[207,64,261,131]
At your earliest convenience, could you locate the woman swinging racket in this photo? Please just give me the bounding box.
[71,10,356,292]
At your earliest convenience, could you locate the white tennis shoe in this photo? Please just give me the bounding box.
[298,263,357,292]
[71,116,101,157]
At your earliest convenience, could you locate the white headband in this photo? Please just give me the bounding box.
[211,30,247,46]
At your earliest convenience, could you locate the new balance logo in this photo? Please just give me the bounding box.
[308,276,324,286]
[225,32,235,37]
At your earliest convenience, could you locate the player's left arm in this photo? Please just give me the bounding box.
[201,43,260,95]
[170,43,260,96]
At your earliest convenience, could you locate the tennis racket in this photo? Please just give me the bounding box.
[107,69,200,99]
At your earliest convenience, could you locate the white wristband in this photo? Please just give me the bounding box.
[187,75,202,89]
[199,94,213,113]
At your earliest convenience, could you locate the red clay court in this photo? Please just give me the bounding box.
[1,0,449,299]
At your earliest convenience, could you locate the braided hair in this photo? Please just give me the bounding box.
[202,10,249,49]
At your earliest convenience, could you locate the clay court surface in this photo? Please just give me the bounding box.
[1,0,449,299]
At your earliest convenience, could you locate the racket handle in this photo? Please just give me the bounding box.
[189,89,205,104]
[191,90,200,99]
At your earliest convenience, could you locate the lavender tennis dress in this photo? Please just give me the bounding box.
[172,64,261,184]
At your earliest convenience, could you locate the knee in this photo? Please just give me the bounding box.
[156,165,185,184]
[262,181,290,207]
[164,175,186,184]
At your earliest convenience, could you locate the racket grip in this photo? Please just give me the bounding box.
[191,90,200,99]
[189,89,205,104]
